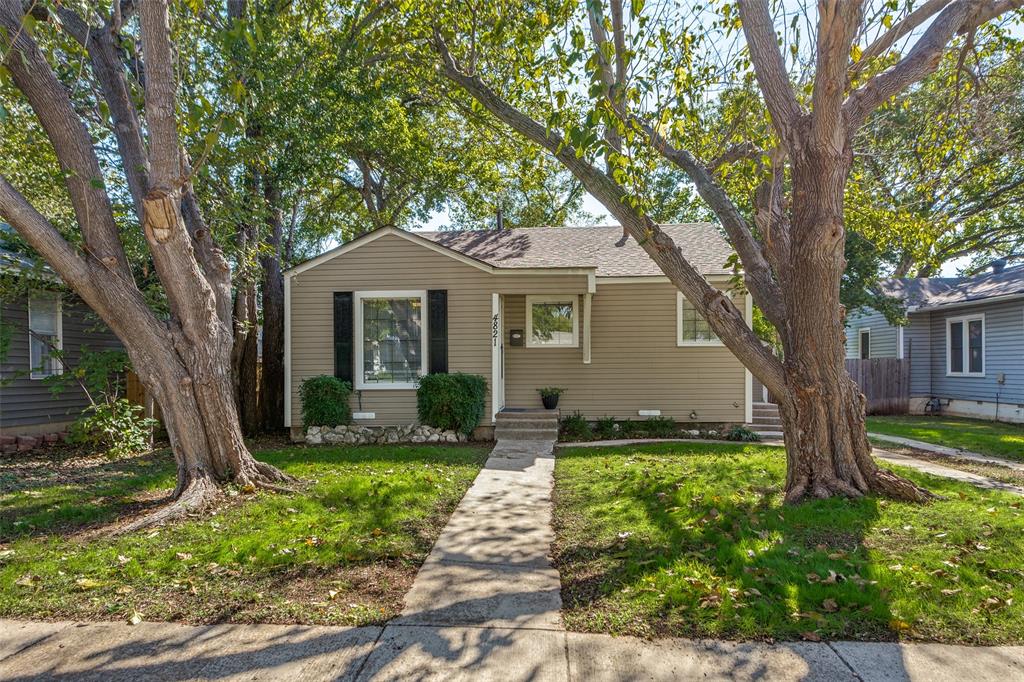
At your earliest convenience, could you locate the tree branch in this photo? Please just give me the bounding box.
[737,0,803,144]
[433,30,788,397]
[852,0,951,78]
[811,1,863,152]
[844,0,1024,130]
[1,0,132,277]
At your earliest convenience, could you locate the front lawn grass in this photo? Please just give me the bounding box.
[866,415,1024,462]
[0,443,487,626]
[553,442,1024,644]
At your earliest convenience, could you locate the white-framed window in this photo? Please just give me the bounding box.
[525,295,578,348]
[28,294,62,379]
[858,328,871,359]
[354,290,426,389]
[946,313,984,377]
[677,292,723,346]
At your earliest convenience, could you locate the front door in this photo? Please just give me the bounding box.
[491,293,505,420]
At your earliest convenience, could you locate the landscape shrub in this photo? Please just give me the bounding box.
[643,416,678,438]
[560,411,592,441]
[595,416,618,440]
[69,398,158,458]
[617,420,642,438]
[725,425,762,442]
[300,375,352,427]
[417,373,487,435]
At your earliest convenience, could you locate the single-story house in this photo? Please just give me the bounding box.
[284,225,753,438]
[844,261,1024,423]
[0,248,122,438]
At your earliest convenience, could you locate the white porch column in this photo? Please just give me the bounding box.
[491,293,503,422]
[583,292,593,364]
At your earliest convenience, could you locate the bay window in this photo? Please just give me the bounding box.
[946,314,984,377]
[354,291,426,389]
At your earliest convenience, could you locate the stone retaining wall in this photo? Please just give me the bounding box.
[305,424,470,446]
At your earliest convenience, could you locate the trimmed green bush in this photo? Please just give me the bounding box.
[725,425,762,442]
[595,416,618,440]
[560,411,592,441]
[300,375,352,427]
[643,416,678,438]
[417,373,487,435]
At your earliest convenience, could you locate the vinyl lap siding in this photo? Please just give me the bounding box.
[927,300,1024,404]
[503,283,746,422]
[845,307,899,359]
[905,312,931,396]
[287,233,590,426]
[0,297,122,431]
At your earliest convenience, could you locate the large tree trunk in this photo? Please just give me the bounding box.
[0,0,292,533]
[260,179,287,432]
[774,146,932,503]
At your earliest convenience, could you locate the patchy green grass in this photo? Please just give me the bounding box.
[553,442,1024,644]
[866,416,1024,463]
[0,443,487,626]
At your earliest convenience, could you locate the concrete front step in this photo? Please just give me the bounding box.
[752,408,780,417]
[494,428,559,441]
[752,417,782,426]
[493,418,558,430]
[495,408,559,421]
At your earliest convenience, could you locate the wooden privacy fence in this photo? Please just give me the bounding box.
[126,371,164,426]
[845,358,910,414]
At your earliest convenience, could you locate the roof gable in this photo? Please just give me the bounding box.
[286,223,734,279]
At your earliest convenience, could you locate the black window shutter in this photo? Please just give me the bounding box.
[428,289,448,374]
[334,292,353,384]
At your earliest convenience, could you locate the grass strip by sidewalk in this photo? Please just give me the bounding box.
[866,416,1024,463]
[0,443,487,626]
[553,441,1024,644]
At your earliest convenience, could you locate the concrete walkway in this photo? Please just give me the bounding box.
[868,432,1024,472]
[3,437,1024,680]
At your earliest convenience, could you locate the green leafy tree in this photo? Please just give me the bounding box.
[413,0,1023,503]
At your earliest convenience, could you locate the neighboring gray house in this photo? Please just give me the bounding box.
[0,248,122,437]
[845,261,1024,423]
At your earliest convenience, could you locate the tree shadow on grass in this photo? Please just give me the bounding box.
[554,445,898,642]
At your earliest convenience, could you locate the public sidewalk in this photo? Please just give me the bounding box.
[3,437,1024,680]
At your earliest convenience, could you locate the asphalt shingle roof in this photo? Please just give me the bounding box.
[880,266,1024,309]
[418,224,734,277]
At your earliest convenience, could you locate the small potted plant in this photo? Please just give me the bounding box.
[538,387,564,410]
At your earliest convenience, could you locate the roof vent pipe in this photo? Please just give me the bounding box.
[991,258,1007,274]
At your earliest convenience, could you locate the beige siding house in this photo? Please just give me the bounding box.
[285,225,752,437]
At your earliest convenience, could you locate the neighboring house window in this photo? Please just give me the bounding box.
[28,294,62,379]
[677,293,722,346]
[354,290,426,389]
[946,314,984,377]
[858,328,871,359]
[525,296,578,348]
